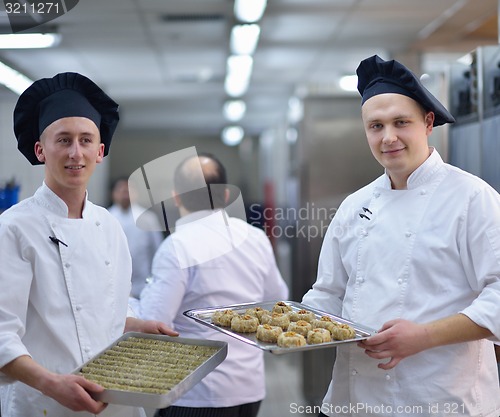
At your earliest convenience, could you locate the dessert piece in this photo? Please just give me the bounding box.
[211,309,237,327]
[277,331,306,348]
[287,320,312,337]
[331,323,356,341]
[307,328,331,344]
[245,307,271,322]
[256,324,283,343]
[272,301,293,314]
[289,309,316,323]
[260,312,290,331]
[311,316,338,334]
[230,314,259,333]
[311,316,356,340]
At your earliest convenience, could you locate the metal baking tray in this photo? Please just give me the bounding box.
[73,332,227,408]
[184,301,376,355]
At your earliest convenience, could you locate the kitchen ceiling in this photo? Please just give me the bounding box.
[0,0,498,138]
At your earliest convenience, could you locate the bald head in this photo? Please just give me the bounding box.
[173,153,228,213]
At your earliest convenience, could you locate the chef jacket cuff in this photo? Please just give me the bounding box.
[127,298,139,318]
[0,343,31,386]
[460,309,500,342]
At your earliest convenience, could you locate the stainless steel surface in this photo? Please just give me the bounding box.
[184,300,376,355]
[74,332,227,409]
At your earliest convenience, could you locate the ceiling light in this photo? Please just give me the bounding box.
[339,75,358,92]
[224,74,251,97]
[287,96,303,123]
[0,33,61,49]
[224,55,253,97]
[234,0,267,23]
[223,100,247,122]
[221,126,244,146]
[0,61,33,95]
[226,55,253,76]
[230,24,261,55]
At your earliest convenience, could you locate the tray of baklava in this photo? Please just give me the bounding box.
[183,301,376,355]
[73,332,227,408]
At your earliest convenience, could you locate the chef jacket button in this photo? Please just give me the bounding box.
[105,260,111,266]
[357,277,364,283]
[75,305,82,311]
[51,223,56,228]
[420,189,427,195]
[374,192,380,198]
[95,221,101,226]
[398,278,403,285]
[84,347,90,353]
[64,263,70,268]
[351,370,357,376]
[405,231,412,237]
[385,374,391,380]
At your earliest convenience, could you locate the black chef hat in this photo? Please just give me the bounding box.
[356,55,455,127]
[13,72,119,165]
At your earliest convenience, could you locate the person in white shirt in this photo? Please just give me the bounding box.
[0,72,177,417]
[135,153,289,417]
[108,177,163,298]
[302,55,500,417]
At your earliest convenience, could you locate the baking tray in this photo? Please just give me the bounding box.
[184,301,376,355]
[73,332,227,408]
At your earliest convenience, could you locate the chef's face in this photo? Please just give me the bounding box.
[34,117,104,196]
[361,93,434,189]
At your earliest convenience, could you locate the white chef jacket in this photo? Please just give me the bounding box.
[303,149,500,417]
[136,209,289,408]
[108,204,163,298]
[0,183,144,417]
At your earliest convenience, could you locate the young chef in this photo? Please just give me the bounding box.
[303,55,500,416]
[0,72,176,417]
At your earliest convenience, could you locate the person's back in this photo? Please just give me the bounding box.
[137,153,288,417]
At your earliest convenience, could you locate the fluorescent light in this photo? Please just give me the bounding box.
[226,55,253,77]
[230,24,261,55]
[339,75,358,92]
[224,74,250,97]
[287,96,303,123]
[0,61,33,95]
[234,0,267,23]
[0,33,61,49]
[223,100,247,122]
[224,55,253,97]
[221,126,244,146]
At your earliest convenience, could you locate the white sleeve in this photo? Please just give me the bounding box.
[135,238,188,328]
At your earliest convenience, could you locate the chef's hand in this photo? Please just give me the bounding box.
[357,319,429,370]
[124,317,179,337]
[41,373,108,414]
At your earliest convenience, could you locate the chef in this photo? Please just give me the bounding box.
[0,72,176,417]
[302,55,500,416]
